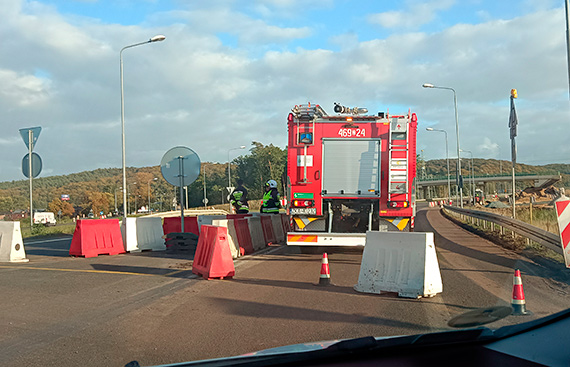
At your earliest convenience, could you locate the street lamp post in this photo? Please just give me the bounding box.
[423,83,463,207]
[460,149,475,205]
[227,145,246,212]
[128,182,137,215]
[114,187,123,214]
[120,34,165,221]
[426,128,451,204]
[203,165,207,209]
[147,177,157,213]
[135,195,141,215]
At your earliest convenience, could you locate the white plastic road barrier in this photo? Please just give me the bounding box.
[271,215,285,244]
[121,217,166,252]
[247,216,266,251]
[354,231,442,298]
[197,215,227,233]
[211,219,240,259]
[0,221,29,263]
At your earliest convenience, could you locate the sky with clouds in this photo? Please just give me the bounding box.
[0,0,567,182]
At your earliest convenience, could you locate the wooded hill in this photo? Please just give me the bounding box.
[1,151,567,217]
[419,158,569,184]
[0,142,287,217]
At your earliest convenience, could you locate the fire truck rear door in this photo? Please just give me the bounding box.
[322,139,380,196]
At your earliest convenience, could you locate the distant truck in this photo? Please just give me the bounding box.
[33,212,57,226]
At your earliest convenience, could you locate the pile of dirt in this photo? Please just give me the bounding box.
[515,185,564,203]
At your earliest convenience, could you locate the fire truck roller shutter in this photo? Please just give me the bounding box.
[322,139,380,196]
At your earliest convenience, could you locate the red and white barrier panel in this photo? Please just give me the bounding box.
[555,200,570,268]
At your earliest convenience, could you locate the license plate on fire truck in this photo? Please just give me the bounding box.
[290,208,317,215]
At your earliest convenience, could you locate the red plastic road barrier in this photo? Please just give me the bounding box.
[69,219,125,258]
[280,213,291,234]
[234,218,254,254]
[511,269,529,315]
[226,214,252,220]
[192,225,235,280]
[319,253,331,286]
[163,217,199,236]
[260,215,276,244]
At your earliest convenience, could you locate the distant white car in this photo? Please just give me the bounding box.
[33,212,57,226]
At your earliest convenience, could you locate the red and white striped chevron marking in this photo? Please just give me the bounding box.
[555,200,570,268]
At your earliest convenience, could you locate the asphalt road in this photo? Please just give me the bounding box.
[1,208,569,366]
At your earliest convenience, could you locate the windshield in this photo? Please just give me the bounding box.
[1,1,569,366]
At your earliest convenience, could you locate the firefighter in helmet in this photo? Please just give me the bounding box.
[260,179,281,214]
[230,179,249,214]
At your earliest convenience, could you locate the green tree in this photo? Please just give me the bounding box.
[88,191,111,216]
[48,198,75,218]
[234,142,287,199]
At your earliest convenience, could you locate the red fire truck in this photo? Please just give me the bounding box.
[286,103,417,247]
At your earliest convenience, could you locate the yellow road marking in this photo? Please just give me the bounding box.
[0,265,191,278]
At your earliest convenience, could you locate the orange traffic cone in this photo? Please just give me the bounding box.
[511,269,530,315]
[319,253,331,286]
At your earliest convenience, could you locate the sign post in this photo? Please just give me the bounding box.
[509,89,518,219]
[19,127,42,227]
[160,146,201,233]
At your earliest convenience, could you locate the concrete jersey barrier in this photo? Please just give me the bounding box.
[354,231,443,298]
[271,214,285,244]
[247,216,266,251]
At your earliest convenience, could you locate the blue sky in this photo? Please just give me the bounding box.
[0,0,567,182]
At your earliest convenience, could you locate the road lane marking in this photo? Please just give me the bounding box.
[25,237,72,245]
[0,265,192,278]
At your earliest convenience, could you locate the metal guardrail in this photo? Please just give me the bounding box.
[442,205,561,253]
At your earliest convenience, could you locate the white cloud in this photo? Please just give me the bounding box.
[367,0,455,29]
[159,7,311,46]
[0,0,569,183]
[0,69,52,107]
[477,137,499,157]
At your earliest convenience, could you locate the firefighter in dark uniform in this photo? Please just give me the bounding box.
[260,179,281,214]
[230,179,249,214]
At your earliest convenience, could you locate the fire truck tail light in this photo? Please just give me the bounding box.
[389,201,409,208]
[293,200,314,207]
[288,113,294,122]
